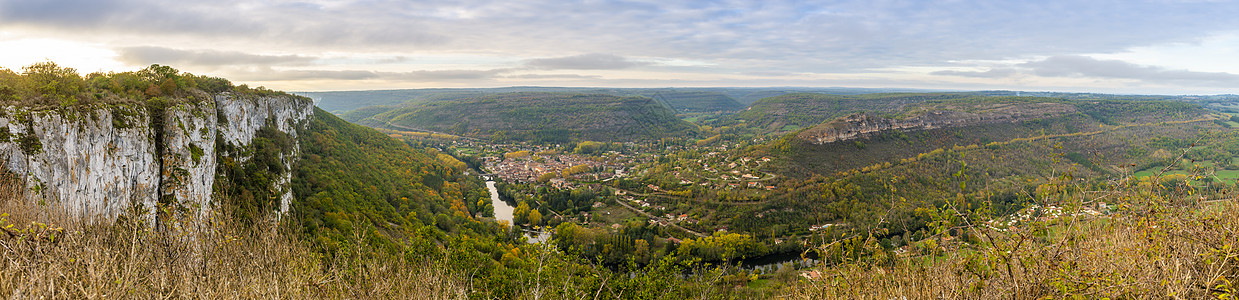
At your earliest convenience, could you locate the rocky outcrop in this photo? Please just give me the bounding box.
[798,102,1076,144]
[213,94,313,213]
[0,107,160,222]
[0,92,313,222]
[160,100,218,221]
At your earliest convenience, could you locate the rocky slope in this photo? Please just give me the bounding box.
[0,93,313,222]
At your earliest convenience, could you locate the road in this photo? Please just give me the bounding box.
[612,197,706,238]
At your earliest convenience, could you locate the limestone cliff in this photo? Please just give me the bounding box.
[0,92,313,222]
[797,102,1076,144]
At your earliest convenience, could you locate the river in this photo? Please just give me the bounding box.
[488,181,514,225]
[486,180,551,243]
[738,251,819,273]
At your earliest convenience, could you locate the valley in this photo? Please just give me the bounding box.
[346,88,1239,296]
[9,1,1239,298]
[2,62,1237,298]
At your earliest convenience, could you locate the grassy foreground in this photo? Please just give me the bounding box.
[0,172,468,299]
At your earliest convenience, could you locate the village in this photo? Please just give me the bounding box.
[481,151,634,188]
[437,137,800,241]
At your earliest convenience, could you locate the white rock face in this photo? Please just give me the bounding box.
[215,93,314,151]
[0,92,314,223]
[0,106,160,221]
[161,100,218,220]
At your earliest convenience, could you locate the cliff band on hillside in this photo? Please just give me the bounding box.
[0,93,313,222]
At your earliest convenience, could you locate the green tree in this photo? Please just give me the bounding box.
[537,172,557,183]
[528,209,542,226]
[514,201,531,225]
[22,61,83,105]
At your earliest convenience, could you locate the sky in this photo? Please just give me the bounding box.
[3,0,1239,94]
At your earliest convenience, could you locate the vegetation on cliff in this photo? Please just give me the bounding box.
[0,61,296,110]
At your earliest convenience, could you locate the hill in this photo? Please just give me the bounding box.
[639,90,746,112]
[764,96,1208,177]
[298,87,591,114]
[354,92,698,143]
[303,87,947,115]
[720,93,975,133]
[626,93,1217,246]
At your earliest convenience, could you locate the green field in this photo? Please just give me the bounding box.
[1133,159,1239,184]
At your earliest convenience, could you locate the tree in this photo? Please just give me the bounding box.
[22,61,83,105]
[537,172,557,183]
[528,209,542,226]
[514,202,531,225]
[561,165,592,177]
[0,68,18,102]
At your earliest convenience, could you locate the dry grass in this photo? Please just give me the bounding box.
[784,173,1239,299]
[0,172,468,299]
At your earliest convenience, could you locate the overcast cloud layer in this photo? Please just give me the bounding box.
[3,0,1239,93]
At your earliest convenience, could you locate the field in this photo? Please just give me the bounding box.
[1133,158,1239,184]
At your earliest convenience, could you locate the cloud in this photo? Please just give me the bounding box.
[7,0,1239,71]
[930,68,1019,78]
[1020,55,1239,84]
[523,54,649,70]
[741,71,799,77]
[0,0,450,48]
[6,0,1239,93]
[226,67,507,82]
[504,74,601,79]
[117,47,315,67]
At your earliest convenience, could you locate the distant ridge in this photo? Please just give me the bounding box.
[351,92,698,143]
